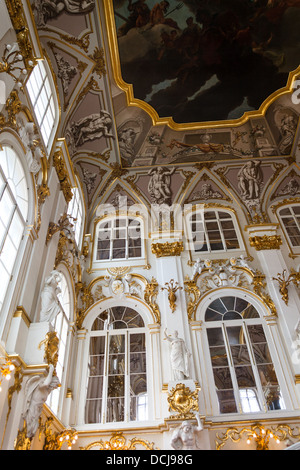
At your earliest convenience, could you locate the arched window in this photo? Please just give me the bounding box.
[47,272,71,415]
[85,306,147,424]
[278,205,300,248]
[68,181,85,247]
[205,296,284,415]
[95,216,143,262]
[0,146,29,311]
[26,60,58,150]
[187,209,242,254]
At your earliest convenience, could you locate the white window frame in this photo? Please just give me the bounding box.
[26,60,59,151]
[186,208,244,254]
[93,215,145,266]
[194,290,295,418]
[46,270,72,417]
[0,145,29,313]
[278,204,300,250]
[85,306,148,425]
[68,180,85,248]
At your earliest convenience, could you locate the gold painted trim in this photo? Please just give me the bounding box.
[13,306,31,328]
[104,0,300,130]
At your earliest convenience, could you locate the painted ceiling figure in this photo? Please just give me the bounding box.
[148,166,175,205]
[237,160,263,200]
[70,110,115,148]
[150,1,179,29]
[34,0,95,26]
[117,0,150,36]
[114,0,300,123]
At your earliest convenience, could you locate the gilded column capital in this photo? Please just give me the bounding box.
[249,235,282,251]
[151,241,184,258]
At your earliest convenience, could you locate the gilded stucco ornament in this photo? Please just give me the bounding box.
[38,332,60,374]
[185,258,277,321]
[52,151,73,204]
[38,416,78,450]
[151,241,184,258]
[144,277,160,324]
[215,423,300,450]
[249,234,283,251]
[81,432,157,450]
[4,0,37,70]
[272,268,300,305]
[161,280,183,313]
[168,383,199,420]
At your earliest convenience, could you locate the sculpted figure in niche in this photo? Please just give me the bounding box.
[171,412,204,450]
[148,166,175,205]
[164,329,191,381]
[40,270,62,323]
[237,160,263,200]
[22,364,60,439]
[34,0,95,26]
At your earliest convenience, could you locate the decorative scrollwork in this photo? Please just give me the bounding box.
[81,432,157,450]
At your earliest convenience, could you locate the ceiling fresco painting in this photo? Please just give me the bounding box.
[26,0,300,227]
[112,0,300,124]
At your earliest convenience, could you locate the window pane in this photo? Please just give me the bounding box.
[85,398,102,424]
[209,346,229,367]
[86,307,146,424]
[0,262,10,305]
[239,388,260,413]
[217,390,238,413]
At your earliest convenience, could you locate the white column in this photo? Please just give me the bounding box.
[148,323,162,420]
[190,320,213,416]
[152,239,194,383]
[71,329,87,425]
[247,224,300,393]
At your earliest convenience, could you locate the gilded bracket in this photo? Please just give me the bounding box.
[272,268,300,305]
[161,279,183,313]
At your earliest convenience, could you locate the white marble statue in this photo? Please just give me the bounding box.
[22,365,60,439]
[171,412,204,450]
[40,270,62,323]
[164,329,191,381]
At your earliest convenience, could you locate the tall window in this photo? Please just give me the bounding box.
[26,61,57,149]
[95,216,143,261]
[205,296,284,415]
[187,209,241,253]
[68,182,84,247]
[85,306,147,424]
[279,205,300,247]
[0,146,28,311]
[47,272,71,415]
